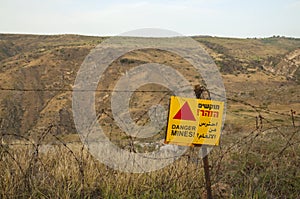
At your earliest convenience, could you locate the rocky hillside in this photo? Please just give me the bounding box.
[194,36,300,80]
[0,34,299,139]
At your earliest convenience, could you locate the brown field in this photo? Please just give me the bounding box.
[0,34,299,198]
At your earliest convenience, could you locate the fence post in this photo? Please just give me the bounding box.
[202,146,213,199]
[194,85,213,199]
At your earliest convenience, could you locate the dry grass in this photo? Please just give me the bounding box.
[1,34,300,198]
[1,117,299,198]
[0,142,207,198]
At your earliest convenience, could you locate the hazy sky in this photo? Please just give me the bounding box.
[1,0,299,38]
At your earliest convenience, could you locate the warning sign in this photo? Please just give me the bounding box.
[165,96,224,146]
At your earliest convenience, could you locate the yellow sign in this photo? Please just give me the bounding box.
[165,96,224,146]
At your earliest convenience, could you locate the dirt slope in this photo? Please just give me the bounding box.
[0,34,299,139]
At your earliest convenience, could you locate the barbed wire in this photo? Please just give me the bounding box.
[1,86,298,117]
[0,87,173,92]
[1,106,299,198]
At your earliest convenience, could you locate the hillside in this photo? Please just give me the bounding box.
[0,34,299,138]
[0,34,300,198]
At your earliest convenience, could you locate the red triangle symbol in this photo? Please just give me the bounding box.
[173,102,196,121]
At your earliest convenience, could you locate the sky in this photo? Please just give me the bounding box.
[0,0,299,38]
